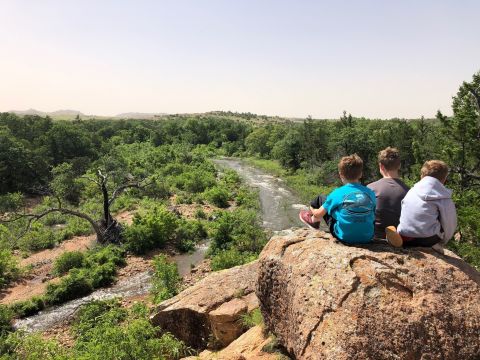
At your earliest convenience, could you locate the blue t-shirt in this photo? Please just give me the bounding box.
[323,183,376,243]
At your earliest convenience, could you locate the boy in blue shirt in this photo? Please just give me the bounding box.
[299,154,376,244]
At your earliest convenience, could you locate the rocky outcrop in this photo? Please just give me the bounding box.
[257,229,480,360]
[182,326,278,360]
[151,261,258,349]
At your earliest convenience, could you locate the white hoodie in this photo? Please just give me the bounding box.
[397,176,457,244]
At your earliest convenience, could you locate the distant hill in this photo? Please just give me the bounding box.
[115,112,168,119]
[8,109,169,120]
[9,109,85,120]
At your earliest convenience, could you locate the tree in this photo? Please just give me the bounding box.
[437,71,480,190]
[2,168,151,244]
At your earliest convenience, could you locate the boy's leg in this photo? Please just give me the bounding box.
[299,195,325,230]
[385,226,403,247]
[403,235,441,247]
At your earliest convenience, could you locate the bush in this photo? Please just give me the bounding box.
[53,251,85,276]
[89,262,117,288]
[18,224,56,252]
[71,300,192,359]
[203,186,230,208]
[240,308,263,328]
[211,249,257,271]
[84,245,126,267]
[0,304,13,337]
[1,331,68,360]
[9,296,45,318]
[124,206,178,254]
[174,220,207,252]
[0,249,19,288]
[150,254,180,304]
[209,209,267,255]
[44,269,93,305]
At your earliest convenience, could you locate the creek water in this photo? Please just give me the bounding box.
[14,158,307,332]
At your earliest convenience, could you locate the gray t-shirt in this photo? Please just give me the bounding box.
[367,178,410,239]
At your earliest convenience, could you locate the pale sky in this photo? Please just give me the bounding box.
[0,0,479,119]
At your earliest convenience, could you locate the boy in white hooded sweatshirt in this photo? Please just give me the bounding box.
[386,160,457,253]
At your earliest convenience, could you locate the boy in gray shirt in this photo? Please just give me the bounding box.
[367,147,409,239]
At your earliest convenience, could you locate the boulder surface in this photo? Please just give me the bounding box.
[151,261,258,348]
[182,326,278,360]
[256,229,480,360]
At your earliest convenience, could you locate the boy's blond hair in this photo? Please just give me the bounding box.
[421,160,449,182]
[338,154,363,181]
[378,147,401,171]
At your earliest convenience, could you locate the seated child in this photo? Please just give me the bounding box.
[299,154,376,244]
[367,147,409,239]
[385,160,457,253]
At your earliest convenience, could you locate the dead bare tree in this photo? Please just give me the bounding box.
[1,170,151,244]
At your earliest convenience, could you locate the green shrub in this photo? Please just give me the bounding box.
[18,224,56,252]
[203,186,231,208]
[0,304,13,337]
[240,308,263,328]
[150,254,180,304]
[211,248,257,271]
[0,249,19,288]
[209,209,267,255]
[0,192,23,213]
[53,251,85,276]
[174,220,207,252]
[124,206,178,254]
[44,269,93,305]
[85,245,126,267]
[89,262,117,288]
[1,331,68,360]
[234,186,260,209]
[72,299,127,340]
[71,300,192,359]
[194,207,207,219]
[9,296,45,318]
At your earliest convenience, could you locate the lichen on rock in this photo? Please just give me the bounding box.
[256,228,480,360]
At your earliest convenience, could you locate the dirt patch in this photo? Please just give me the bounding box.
[20,235,96,268]
[115,210,136,226]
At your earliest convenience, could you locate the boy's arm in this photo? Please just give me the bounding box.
[438,199,457,243]
[310,206,327,221]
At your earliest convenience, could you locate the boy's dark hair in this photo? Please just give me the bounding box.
[421,160,449,182]
[378,147,401,171]
[338,154,363,181]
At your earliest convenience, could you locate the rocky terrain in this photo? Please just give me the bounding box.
[150,228,480,360]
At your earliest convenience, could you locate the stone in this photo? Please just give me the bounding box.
[151,261,259,349]
[256,228,480,360]
[181,326,278,360]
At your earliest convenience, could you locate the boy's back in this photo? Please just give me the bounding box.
[398,176,457,241]
[323,183,376,243]
[368,178,409,238]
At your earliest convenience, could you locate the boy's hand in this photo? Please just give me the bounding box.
[311,206,327,221]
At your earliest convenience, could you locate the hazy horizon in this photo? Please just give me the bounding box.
[1,0,479,119]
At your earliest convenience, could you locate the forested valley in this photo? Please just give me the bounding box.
[0,72,479,359]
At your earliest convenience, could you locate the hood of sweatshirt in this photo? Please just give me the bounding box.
[412,176,452,201]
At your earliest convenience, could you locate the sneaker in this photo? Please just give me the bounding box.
[432,243,445,255]
[299,210,320,230]
[385,226,403,248]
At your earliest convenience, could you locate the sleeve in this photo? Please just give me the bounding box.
[438,199,457,243]
[322,191,338,214]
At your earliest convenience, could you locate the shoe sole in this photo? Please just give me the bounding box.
[299,212,319,230]
[385,226,403,248]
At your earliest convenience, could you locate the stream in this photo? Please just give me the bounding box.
[14,158,306,332]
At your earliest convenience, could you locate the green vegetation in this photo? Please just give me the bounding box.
[44,245,125,305]
[53,251,85,276]
[1,300,193,360]
[240,308,264,329]
[150,254,181,304]
[0,72,479,357]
